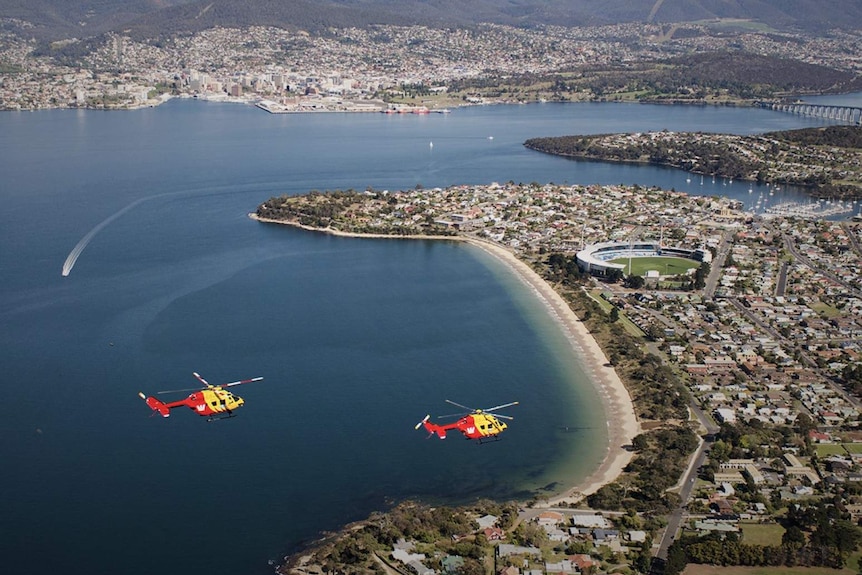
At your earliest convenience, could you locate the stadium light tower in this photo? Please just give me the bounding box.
[628,236,633,275]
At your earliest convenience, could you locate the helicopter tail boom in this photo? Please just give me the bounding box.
[416,415,448,439]
[139,392,171,417]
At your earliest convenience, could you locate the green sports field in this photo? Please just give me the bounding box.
[608,255,700,277]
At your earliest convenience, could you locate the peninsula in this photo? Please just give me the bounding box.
[524,125,862,200]
[255,180,862,575]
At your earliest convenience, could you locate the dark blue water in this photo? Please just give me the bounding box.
[0,100,842,575]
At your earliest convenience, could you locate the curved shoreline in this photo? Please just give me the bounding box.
[250,213,640,503]
[462,237,640,505]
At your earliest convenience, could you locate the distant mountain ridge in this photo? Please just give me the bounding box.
[2,0,861,40]
[0,1,191,39]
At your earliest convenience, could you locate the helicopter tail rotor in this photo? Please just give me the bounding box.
[139,392,171,417]
[415,415,448,439]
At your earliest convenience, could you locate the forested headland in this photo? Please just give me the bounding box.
[524,126,862,200]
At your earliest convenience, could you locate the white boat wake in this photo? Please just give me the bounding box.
[62,197,149,277]
[61,182,265,277]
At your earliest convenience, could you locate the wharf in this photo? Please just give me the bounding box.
[764,200,855,219]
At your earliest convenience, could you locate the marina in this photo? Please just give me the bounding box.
[764,199,856,219]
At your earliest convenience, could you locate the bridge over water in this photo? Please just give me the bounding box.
[756,101,862,124]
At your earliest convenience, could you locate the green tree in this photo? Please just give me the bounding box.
[665,539,688,575]
[693,262,709,290]
[633,537,653,573]
[511,522,548,547]
[586,483,626,510]
[625,274,645,289]
[457,557,485,575]
[606,268,624,283]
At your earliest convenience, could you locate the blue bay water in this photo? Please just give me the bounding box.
[0,99,851,575]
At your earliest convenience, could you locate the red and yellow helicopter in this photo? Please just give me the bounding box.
[139,372,263,421]
[415,399,519,442]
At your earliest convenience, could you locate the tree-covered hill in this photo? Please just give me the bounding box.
[534,52,859,101]
[659,52,855,95]
[4,0,862,41]
[524,127,862,199]
[765,125,862,149]
[0,0,193,40]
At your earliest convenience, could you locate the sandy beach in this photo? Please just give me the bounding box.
[462,237,640,504]
[251,214,641,503]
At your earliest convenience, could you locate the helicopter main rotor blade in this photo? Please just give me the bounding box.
[223,377,264,388]
[493,413,514,420]
[159,374,262,394]
[445,399,475,412]
[157,386,203,394]
[484,401,519,413]
[193,372,212,387]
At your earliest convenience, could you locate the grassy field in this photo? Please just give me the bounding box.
[740,523,785,546]
[814,443,862,456]
[815,443,848,456]
[809,301,841,318]
[607,255,700,277]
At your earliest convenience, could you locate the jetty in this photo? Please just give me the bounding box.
[764,200,853,219]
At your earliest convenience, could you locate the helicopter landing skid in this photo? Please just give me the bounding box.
[207,412,235,422]
[476,436,502,445]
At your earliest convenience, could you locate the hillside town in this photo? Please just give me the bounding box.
[260,181,862,575]
[1,21,860,111]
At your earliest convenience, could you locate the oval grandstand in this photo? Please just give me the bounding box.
[576,241,712,276]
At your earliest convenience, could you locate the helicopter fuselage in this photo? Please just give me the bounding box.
[421,411,508,440]
[140,372,261,420]
[142,387,244,418]
[177,387,244,416]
